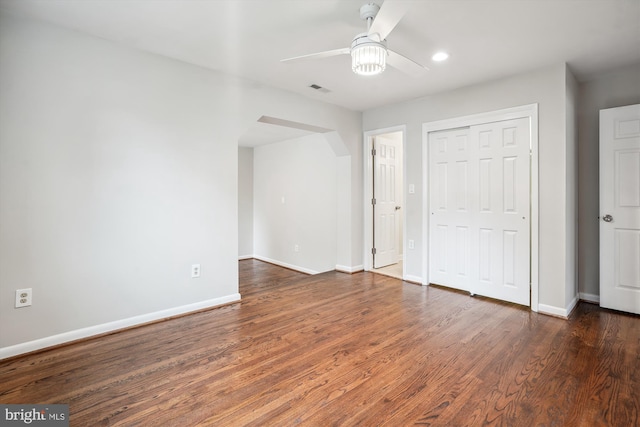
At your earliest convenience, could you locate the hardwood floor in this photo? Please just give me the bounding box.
[1,259,638,426]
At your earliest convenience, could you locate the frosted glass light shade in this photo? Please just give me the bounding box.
[351,42,387,76]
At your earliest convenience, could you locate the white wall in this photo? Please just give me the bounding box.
[363,64,576,314]
[0,12,240,351]
[0,13,362,357]
[577,63,640,300]
[253,134,337,273]
[238,147,254,258]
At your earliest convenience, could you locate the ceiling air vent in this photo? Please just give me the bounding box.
[309,84,331,94]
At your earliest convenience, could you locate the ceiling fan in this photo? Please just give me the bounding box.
[281,1,429,77]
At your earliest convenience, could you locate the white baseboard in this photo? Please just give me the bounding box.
[238,254,253,260]
[403,274,423,285]
[336,264,364,274]
[579,292,600,304]
[538,295,578,319]
[0,293,241,360]
[537,304,568,318]
[253,255,319,275]
[566,295,579,316]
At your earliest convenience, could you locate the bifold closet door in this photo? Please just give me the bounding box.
[429,118,530,306]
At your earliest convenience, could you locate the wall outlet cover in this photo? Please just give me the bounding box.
[191,264,201,278]
[15,288,32,308]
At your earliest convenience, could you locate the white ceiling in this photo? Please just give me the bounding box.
[1,0,639,144]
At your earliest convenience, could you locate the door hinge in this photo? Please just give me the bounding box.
[372,198,376,205]
[372,148,376,156]
[371,248,377,255]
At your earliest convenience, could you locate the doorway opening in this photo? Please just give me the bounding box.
[364,127,405,280]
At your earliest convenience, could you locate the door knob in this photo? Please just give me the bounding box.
[395,206,401,210]
[603,214,613,222]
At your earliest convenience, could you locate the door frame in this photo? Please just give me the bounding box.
[422,104,539,312]
[363,125,407,276]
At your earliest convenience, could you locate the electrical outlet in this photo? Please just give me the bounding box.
[408,240,415,250]
[15,288,32,308]
[191,264,201,278]
[294,244,299,252]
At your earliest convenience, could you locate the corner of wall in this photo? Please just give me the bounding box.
[565,63,580,306]
[538,294,578,319]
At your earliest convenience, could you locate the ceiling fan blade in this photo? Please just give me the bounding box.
[281,48,350,63]
[368,0,412,41]
[387,49,429,77]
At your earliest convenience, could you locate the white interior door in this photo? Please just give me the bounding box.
[600,104,640,315]
[373,136,401,268]
[429,118,530,306]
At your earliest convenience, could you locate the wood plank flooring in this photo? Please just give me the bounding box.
[1,259,639,426]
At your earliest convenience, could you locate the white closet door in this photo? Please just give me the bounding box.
[429,128,474,291]
[471,118,530,305]
[429,118,530,306]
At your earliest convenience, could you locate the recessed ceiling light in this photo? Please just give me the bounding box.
[432,52,449,62]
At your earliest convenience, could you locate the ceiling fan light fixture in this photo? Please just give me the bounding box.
[351,35,387,76]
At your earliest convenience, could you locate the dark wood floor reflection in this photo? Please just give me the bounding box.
[1,259,638,426]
